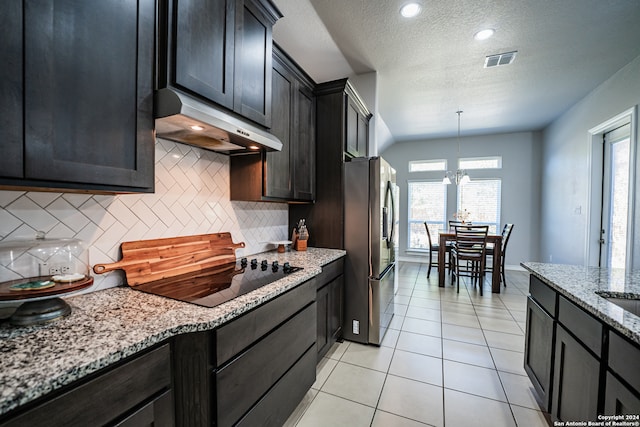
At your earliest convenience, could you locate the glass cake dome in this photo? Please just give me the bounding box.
[0,232,93,326]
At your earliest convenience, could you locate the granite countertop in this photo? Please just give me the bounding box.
[521,262,640,346]
[0,247,345,417]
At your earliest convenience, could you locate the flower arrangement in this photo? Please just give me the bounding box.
[453,209,471,223]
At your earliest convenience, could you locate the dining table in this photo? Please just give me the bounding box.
[437,230,503,293]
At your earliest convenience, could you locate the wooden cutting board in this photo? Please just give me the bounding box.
[93,233,245,286]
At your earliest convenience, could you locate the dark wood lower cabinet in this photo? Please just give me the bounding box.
[524,296,554,411]
[236,345,316,427]
[525,274,640,421]
[2,267,339,426]
[551,326,601,422]
[605,372,640,415]
[217,303,315,427]
[172,278,318,427]
[315,259,344,360]
[0,344,173,427]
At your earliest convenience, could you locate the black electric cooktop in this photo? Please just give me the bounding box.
[134,258,302,308]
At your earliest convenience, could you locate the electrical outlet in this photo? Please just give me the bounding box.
[352,320,360,334]
[48,264,71,275]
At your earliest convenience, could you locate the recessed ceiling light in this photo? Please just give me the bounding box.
[474,28,495,40]
[400,2,422,18]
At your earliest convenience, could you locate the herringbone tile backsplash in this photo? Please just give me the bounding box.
[0,138,289,293]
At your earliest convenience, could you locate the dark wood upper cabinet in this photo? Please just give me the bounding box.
[234,0,275,127]
[345,89,371,158]
[293,81,316,200]
[0,0,23,179]
[230,45,315,203]
[0,0,155,193]
[265,56,294,199]
[289,79,371,248]
[164,0,280,128]
[173,0,235,110]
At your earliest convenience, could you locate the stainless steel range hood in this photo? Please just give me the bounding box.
[154,88,282,154]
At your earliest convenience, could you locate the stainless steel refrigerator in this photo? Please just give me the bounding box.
[343,157,398,345]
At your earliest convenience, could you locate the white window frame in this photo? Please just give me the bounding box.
[459,156,502,170]
[456,178,502,234]
[407,180,447,250]
[409,159,447,173]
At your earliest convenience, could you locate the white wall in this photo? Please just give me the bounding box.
[381,131,542,268]
[0,138,289,295]
[541,54,640,267]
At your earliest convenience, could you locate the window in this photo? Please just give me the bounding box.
[459,156,502,170]
[407,181,447,249]
[457,179,501,234]
[409,159,447,172]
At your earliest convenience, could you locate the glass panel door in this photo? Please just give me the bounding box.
[601,124,631,269]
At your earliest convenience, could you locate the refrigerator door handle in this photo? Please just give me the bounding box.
[388,182,396,247]
[384,180,395,248]
[382,206,388,240]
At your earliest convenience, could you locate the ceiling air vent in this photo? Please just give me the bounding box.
[484,51,517,68]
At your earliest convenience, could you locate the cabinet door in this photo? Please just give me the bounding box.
[356,112,368,157]
[24,0,155,191]
[345,98,359,157]
[552,325,600,422]
[0,0,23,179]
[265,56,293,199]
[234,0,273,127]
[292,83,315,201]
[316,275,343,360]
[173,0,235,110]
[524,296,554,411]
[328,275,344,341]
[316,283,330,359]
[605,372,640,415]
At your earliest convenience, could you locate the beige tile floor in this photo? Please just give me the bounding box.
[285,261,552,427]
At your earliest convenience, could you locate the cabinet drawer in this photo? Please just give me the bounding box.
[608,331,640,393]
[236,345,316,427]
[2,344,172,427]
[216,278,316,365]
[316,258,344,290]
[529,275,557,316]
[216,302,316,427]
[558,295,602,357]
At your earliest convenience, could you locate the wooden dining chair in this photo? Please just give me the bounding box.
[451,225,489,295]
[484,223,514,287]
[424,222,450,278]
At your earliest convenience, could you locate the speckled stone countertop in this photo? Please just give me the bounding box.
[521,262,640,346]
[0,247,345,417]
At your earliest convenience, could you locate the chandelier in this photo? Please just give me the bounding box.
[442,111,471,185]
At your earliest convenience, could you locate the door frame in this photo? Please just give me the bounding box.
[586,106,637,269]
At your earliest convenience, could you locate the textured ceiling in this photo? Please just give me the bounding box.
[272,0,640,143]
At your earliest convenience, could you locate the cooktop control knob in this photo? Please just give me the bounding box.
[283,262,291,273]
[240,257,247,267]
[250,258,258,269]
[271,260,279,272]
[261,259,268,270]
